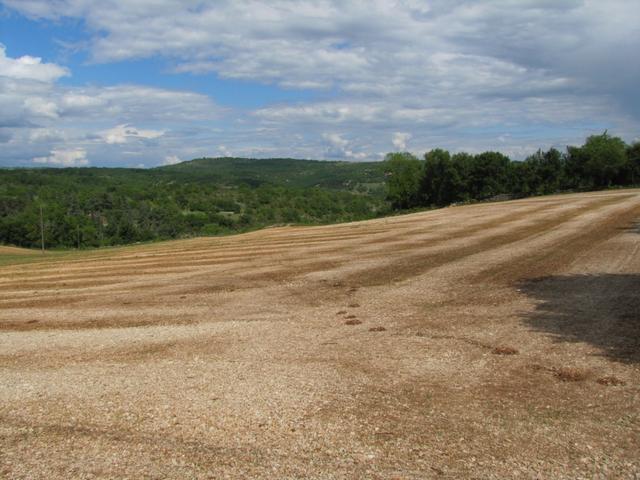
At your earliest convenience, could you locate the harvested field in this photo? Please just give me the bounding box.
[1,189,640,478]
[0,246,32,256]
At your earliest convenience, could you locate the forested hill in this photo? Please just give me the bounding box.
[0,158,388,250]
[159,157,386,189]
[3,133,638,251]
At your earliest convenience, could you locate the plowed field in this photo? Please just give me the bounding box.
[1,190,639,478]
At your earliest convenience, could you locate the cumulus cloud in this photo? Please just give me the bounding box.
[0,45,67,133]
[392,132,411,151]
[5,1,637,107]
[1,0,639,164]
[33,147,88,166]
[0,44,68,82]
[322,132,368,160]
[0,44,225,166]
[323,133,348,149]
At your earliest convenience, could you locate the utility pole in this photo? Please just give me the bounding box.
[39,205,45,254]
[98,213,104,247]
[77,224,80,250]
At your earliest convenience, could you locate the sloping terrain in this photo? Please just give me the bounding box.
[1,189,639,478]
[158,156,386,189]
[0,246,32,255]
[0,158,387,250]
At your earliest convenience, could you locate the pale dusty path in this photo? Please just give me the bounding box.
[1,190,639,479]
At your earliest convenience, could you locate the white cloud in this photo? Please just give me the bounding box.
[0,43,224,166]
[101,124,164,144]
[59,86,221,121]
[5,1,637,107]
[24,97,59,119]
[162,154,182,165]
[0,45,67,133]
[0,44,69,82]
[1,0,639,165]
[392,132,411,151]
[323,133,348,149]
[217,145,232,157]
[60,93,106,112]
[322,132,367,160]
[28,128,65,143]
[256,102,381,124]
[33,147,88,166]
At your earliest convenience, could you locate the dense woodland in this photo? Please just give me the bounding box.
[386,132,640,209]
[1,133,638,250]
[0,158,387,249]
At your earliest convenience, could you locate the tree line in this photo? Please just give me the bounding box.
[2,135,637,251]
[385,132,640,209]
[0,167,387,250]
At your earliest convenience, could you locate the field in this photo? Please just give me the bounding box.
[1,189,639,478]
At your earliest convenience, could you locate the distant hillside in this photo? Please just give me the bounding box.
[0,157,389,250]
[157,157,387,189]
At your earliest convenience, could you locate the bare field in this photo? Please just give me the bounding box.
[1,190,640,479]
[0,247,32,256]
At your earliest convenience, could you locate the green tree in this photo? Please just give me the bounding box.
[622,142,640,185]
[566,132,627,188]
[421,149,464,206]
[383,152,422,209]
[467,151,512,199]
[517,148,565,195]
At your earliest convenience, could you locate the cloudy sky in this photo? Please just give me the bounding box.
[0,0,638,168]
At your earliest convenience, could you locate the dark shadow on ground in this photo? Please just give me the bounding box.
[519,274,640,364]
[620,221,640,234]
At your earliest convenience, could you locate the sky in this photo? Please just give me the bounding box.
[0,0,639,168]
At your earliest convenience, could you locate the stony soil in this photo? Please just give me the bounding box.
[1,189,639,479]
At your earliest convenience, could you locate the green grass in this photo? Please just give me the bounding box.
[0,251,68,267]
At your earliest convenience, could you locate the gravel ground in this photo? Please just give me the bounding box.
[1,189,640,479]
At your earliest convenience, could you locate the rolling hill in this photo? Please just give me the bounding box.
[0,157,389,250]
[158,156,387,189]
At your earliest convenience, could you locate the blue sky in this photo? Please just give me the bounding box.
[0,0,638,168]
[0,10,323,108]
